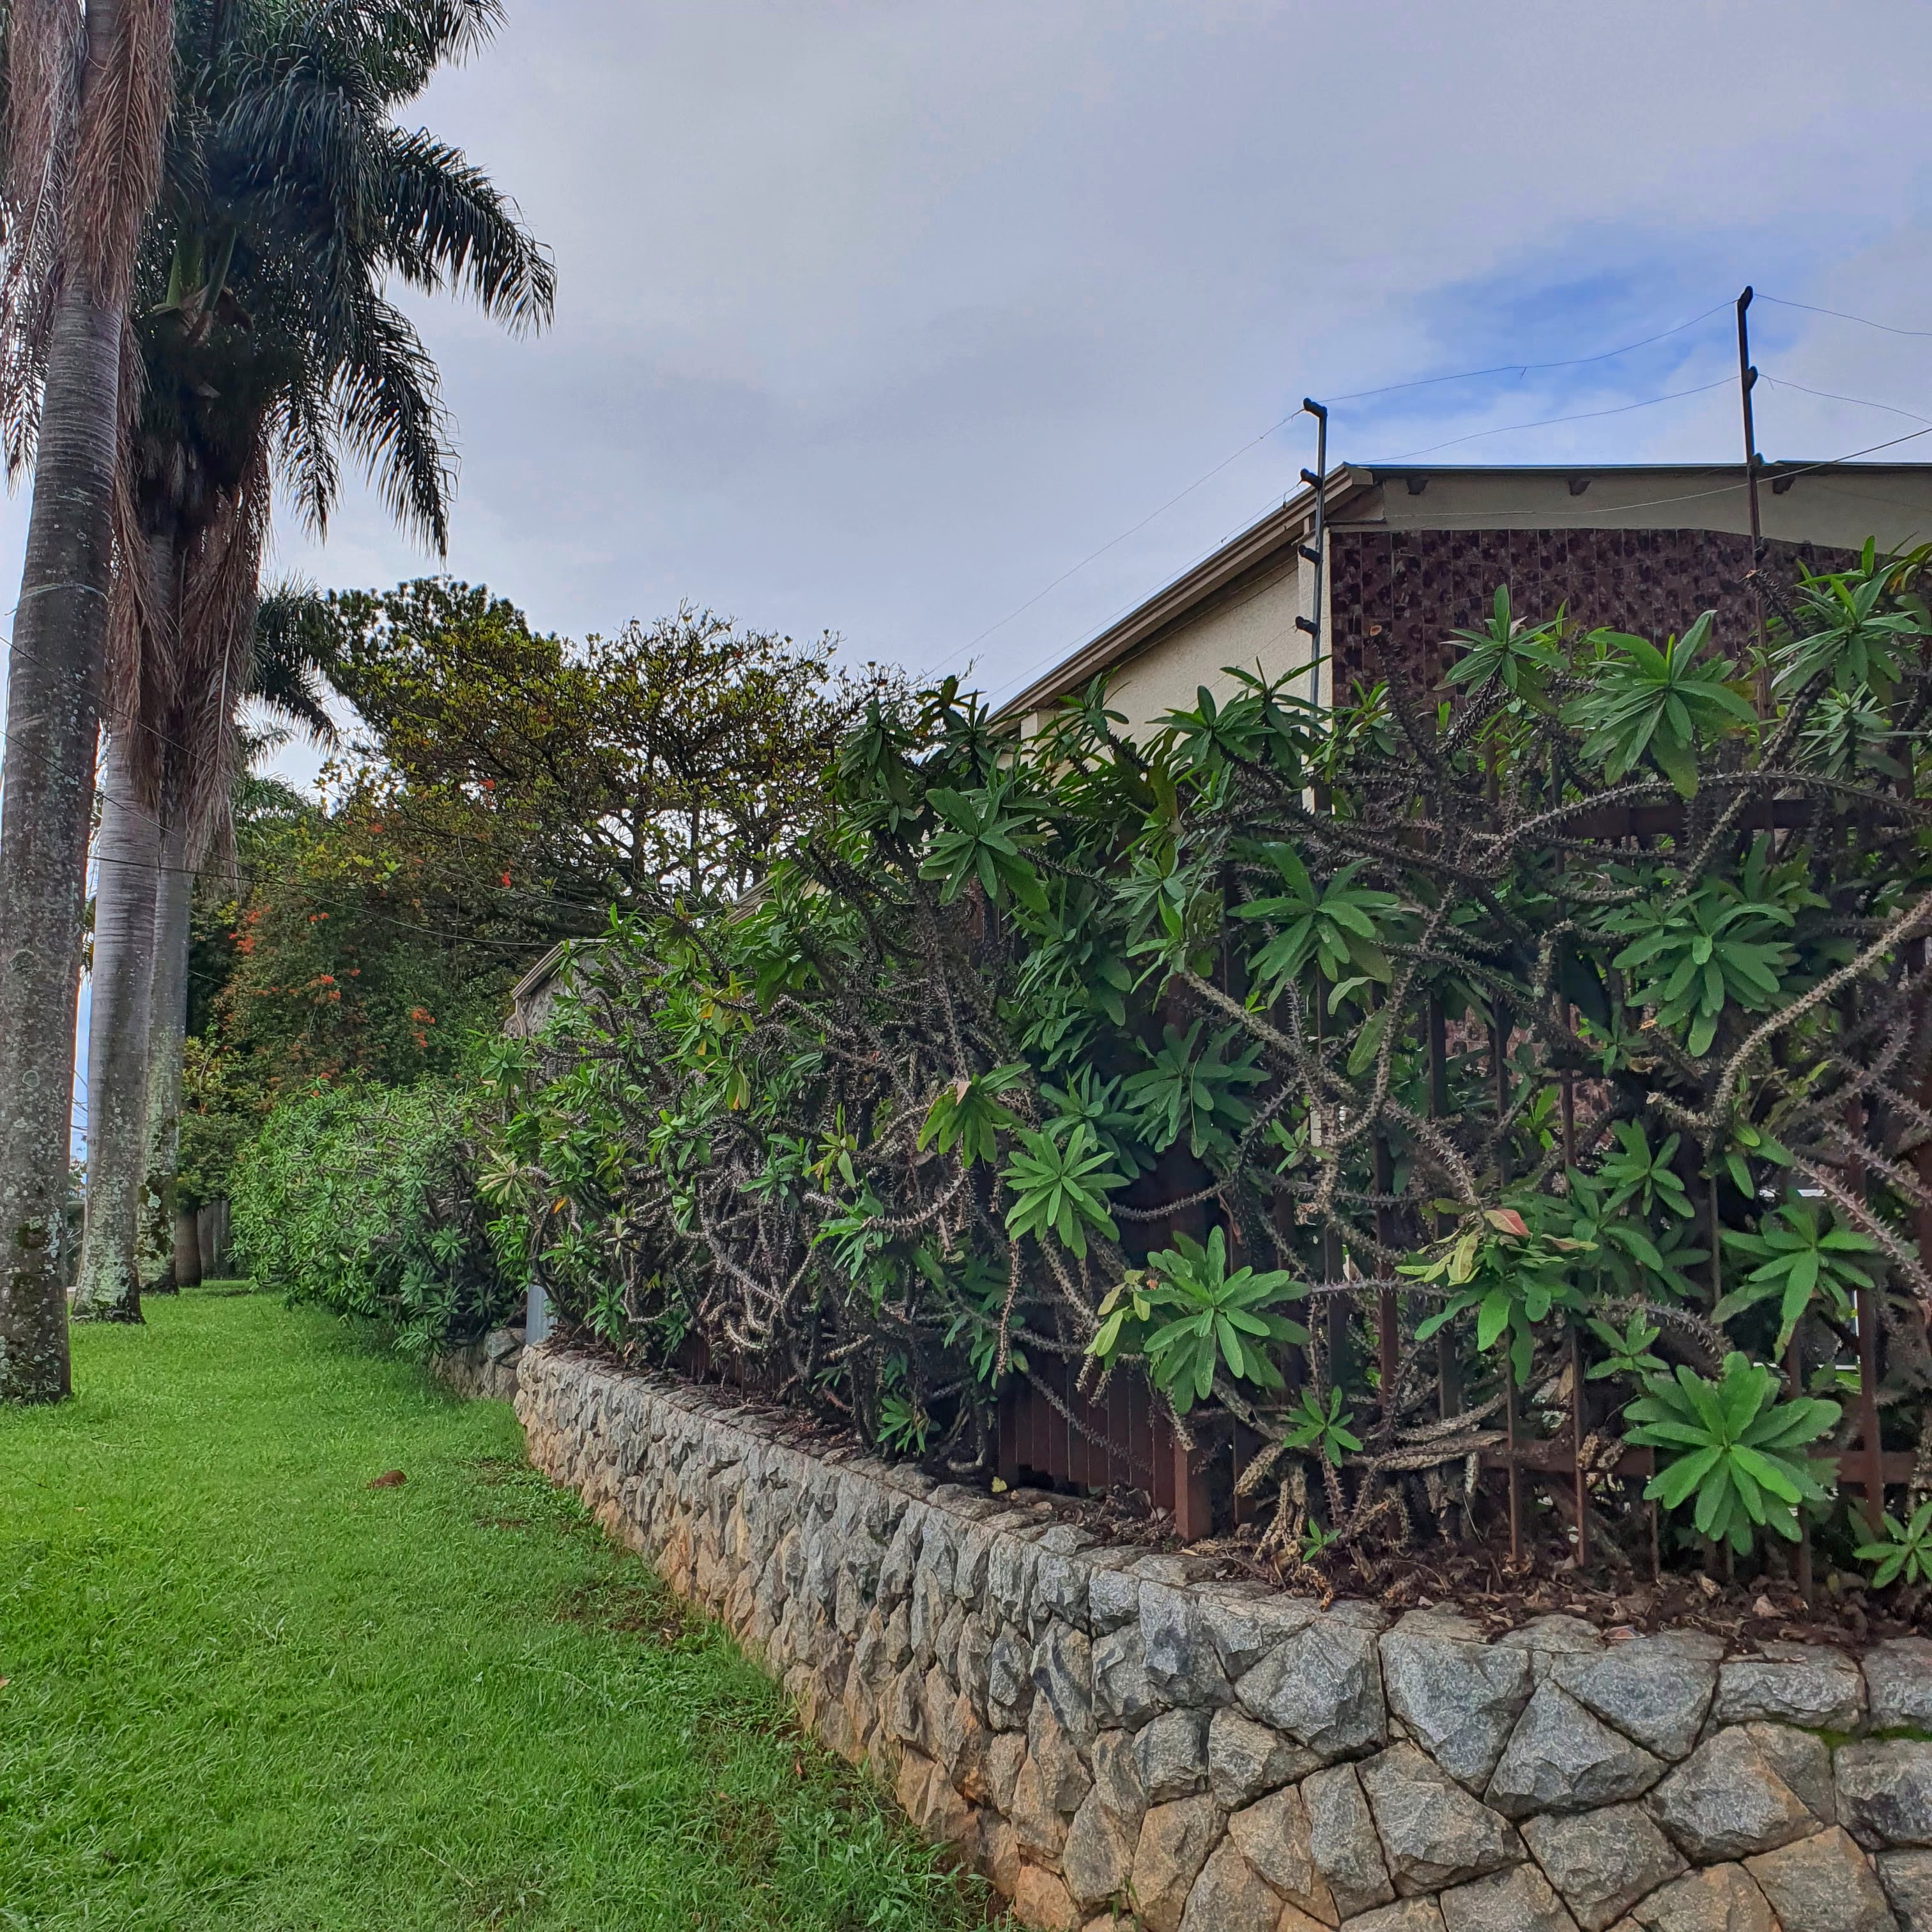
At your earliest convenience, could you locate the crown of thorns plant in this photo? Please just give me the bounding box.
[483,543,1932,1589]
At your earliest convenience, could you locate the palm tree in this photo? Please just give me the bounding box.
[73,0,552,1317]
[141,581,339,1294]
[0,0,174,1395]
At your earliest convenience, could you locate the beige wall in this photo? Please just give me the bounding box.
[1049,466,1932,740]
[1098,551,1318,737]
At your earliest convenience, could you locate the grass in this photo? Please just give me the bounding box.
[0,1287,986,1932]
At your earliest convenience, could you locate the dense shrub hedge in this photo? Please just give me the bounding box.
[481,550,1932,1591]
[233,1076,519,1356]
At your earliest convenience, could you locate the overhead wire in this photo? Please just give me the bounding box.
[1376,376,1735,462]
[979,387,1932,710]
[944,288,1932,701]
[1758,376,1932,427]
[8,288,1932,877]
[919,296,1742,681]
[1322,299,1735,403]
[1759,295,1932,341]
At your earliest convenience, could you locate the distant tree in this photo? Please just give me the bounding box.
[175,749,567,1209]
[143,585,340,1292]
[178,581,896,1199]
[327,580,898,910]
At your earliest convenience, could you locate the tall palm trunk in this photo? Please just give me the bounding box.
[172,1197,201,1287]
[0,0,173,1398]
[138,812,192,1291]
[73,732,159,1319]
[0,284,121,1397]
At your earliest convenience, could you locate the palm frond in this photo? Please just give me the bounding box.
[174,433,271,854]
[332,285,452,551]
[0,0,82,473]
[213,34,384,241]
[377,126,553,329]
[249,575,340,744]
[65,0,174,309]
[317,0,506,97]
[264,356,341,533]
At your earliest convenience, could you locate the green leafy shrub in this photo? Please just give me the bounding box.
[1089,1228,1307,1411]
[233,1077,518,1355]
[1856,1501,1932,1588]
[478,547,1932,1588]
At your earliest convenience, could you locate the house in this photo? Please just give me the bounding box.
[994,461,1932,736]
[504,939,589,1038]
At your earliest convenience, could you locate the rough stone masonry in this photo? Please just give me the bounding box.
[515,1345,1932,1932]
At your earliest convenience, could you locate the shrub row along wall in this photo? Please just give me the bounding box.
[518,1345,1932,1932]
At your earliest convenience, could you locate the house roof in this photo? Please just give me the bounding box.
[508,939,577,1009]
[991,459,1932,721]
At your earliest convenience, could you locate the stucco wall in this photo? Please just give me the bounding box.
[516,1344,1932,1932]
[1361,468,1932,551]
[1096,553,1321,734]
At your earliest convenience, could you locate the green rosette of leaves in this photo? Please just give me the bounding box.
[1088,1227,1307,1413]
[1624,1352,1839,1555]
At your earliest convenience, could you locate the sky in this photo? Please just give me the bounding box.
[12,0,1932,1141]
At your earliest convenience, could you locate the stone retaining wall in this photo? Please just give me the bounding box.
[516,1344,1932,1932]
[431,1326,525,1402]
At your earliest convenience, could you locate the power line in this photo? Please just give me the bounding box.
[979,395,1932,710]
[1759,375,1932,427]
[1324,299,1734,403]
[1760,295,1932,341]
[924,408,1310,678]
[1375,376,1734,463]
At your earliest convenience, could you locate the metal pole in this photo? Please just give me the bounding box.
[1845,1094,1887,1537]
[1736,289,1768,707]
[1296,401,1329,700]
[1570,1324,1590,1572]
[1505,1351,1522,1565]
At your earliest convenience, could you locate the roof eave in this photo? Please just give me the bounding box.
[993,464,1374,721]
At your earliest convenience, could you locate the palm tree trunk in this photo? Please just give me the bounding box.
[0,0,171,1397]
[137,810,192,1291]
[73,733,160,1321]
[172,1204,201,1288]
[0,282,122,1397]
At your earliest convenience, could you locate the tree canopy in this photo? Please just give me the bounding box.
[179,579,885,1206]
[324,579,899,908]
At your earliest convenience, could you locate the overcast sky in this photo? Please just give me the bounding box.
[13,0,1932,782]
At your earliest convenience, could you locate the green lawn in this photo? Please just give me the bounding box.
[0,1288,984,1931]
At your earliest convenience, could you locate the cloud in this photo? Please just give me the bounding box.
[10,0,1932,728]
[14,0,1932,1152]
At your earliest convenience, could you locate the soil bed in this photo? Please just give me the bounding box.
[630,1342,1931,1655]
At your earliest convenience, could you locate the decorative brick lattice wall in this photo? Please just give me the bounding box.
[518,1345,1931,1932]
[1328,529,1855,703]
